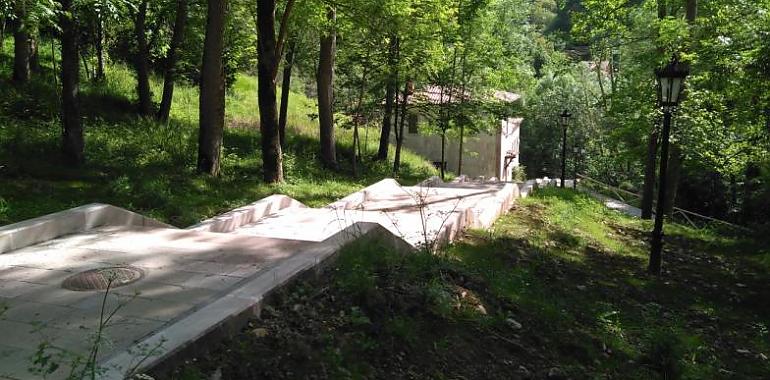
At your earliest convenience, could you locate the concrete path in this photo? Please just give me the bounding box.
[0,177,527,379]
[580,188,643,218]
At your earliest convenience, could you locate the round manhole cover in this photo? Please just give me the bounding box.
[62,266,145,291]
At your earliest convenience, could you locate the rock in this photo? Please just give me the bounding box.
[547,367,567,379]
[252,327,269,338]
[576,285,586,291]
[208,368,222,380]
[506,318,523,330]
[517,365,531,377]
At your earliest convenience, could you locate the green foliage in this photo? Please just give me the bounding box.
[0,53,438,226]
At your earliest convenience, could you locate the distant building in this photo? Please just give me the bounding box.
[393,86,522,181]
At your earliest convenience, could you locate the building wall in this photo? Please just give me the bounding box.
[394,117,522,179]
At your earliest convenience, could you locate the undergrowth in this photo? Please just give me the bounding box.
[166,188,770,379]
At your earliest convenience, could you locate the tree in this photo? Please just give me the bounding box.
[158,0,188,123]
[12,0,30,83]
[196,0,227,176]
[277,37,295,148]
[59,0,84,165]
[134,0,152,116]
[256,0,295,183]
[316,6,337,168]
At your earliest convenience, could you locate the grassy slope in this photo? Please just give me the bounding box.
[0,39,437,226]
[169,189,770,380]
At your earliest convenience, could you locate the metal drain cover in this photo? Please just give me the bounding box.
[62,266,145,291]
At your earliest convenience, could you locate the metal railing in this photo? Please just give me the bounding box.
[576,174,752,232]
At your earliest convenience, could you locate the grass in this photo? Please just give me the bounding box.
[0,38,438,227]
[165,188,770,379]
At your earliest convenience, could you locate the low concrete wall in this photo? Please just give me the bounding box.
[187,195,306,233]
[0,204,173,254]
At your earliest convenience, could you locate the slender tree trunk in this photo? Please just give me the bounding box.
[196,0,227,176]
[81,50,91,80]
[393,81,410,176]
[278,38,295,149]
[59,0,83,165]
[29,36,39,72]
[0,17,5,66]
[256,0,294,183]
[317,7,337,168]
[377,36,398,161]
[134,0,153,116]
[12,2,30,83]
[50,39,58,90]
[158,0,188,123]
[641,129,659,219]
[352,66,368,178]
[95,13,105,81]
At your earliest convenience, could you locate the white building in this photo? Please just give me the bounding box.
[393,88,522,181]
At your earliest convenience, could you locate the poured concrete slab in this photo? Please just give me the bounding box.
[0,226,313,379]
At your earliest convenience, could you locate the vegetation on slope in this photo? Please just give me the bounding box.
[166,188,770,379]
[0,40,438,227]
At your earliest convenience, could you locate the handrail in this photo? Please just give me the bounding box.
[575,173,752,232]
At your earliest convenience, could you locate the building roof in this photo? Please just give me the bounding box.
[413,85,520,105]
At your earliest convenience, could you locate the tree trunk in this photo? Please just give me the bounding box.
[158,0,188,123]
[95,13,105,81]
[278,38,295,149]
[663,143,681,215]
[685,0,697,22]
[12,2,30,83]
[257,0,294,183]
[392,81,410,176]
[134,0,153,116]
[640,129,659,219]
[317,7,337,168]
[377,36,399,161]
[196,0,227,176]
[29,36,40,72]
[0,17,5,66]
[351,66,368,178]
[59,0,83,165]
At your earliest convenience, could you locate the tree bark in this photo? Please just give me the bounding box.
[392,81,410,176]
[95,13,105,81]
[377,36,399,161]
[134,0,153,116]
[278,38,295,149]
[685,0,697,22]
[196,0,227,176]
[158,0,188,123]
[317,7,337,168]
[59,0,83,165]
[640,129,659,219]
[256,0,294,183]
[12,1,30,83]
[29,36,40,72]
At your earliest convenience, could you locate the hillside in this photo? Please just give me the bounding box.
[0,39,438,227]
[166,188,770,379]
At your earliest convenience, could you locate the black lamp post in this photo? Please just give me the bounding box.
[559,110,572,188]
[649,57,689,275]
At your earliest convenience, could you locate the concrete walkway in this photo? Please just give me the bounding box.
[580,188,643,218]
[0,177,533,379]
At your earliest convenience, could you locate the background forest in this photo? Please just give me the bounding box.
[0,0,769,231]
